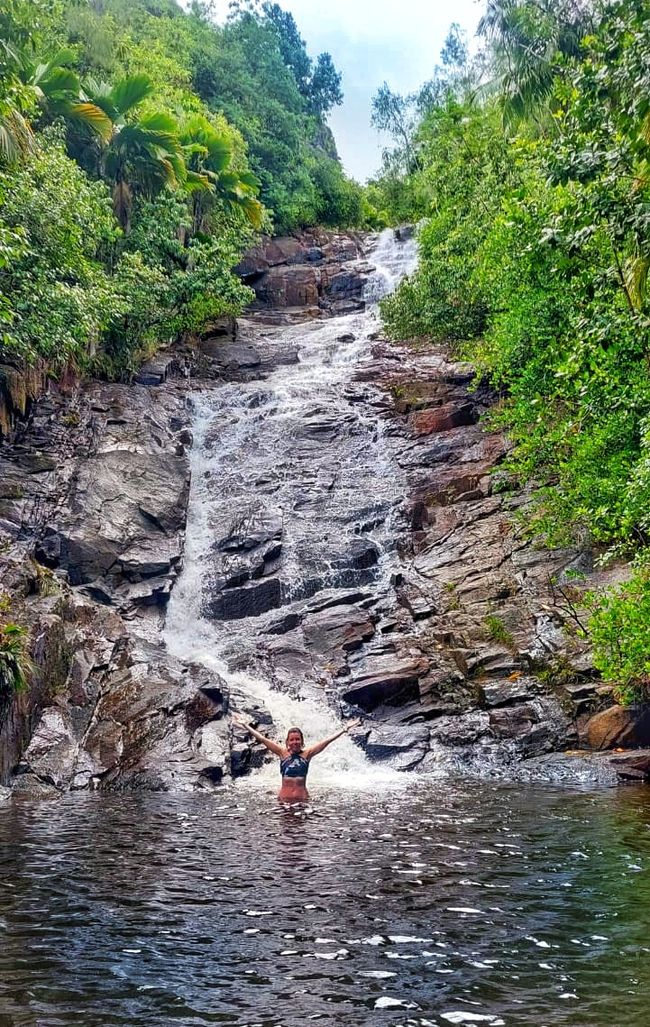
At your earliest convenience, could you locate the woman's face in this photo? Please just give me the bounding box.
[286,730,303,754]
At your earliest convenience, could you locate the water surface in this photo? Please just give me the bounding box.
[1,782,650,1026]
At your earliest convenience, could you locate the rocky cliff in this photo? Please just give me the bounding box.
[1,229,648,799]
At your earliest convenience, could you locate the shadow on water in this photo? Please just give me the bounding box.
[1,782,650,1025]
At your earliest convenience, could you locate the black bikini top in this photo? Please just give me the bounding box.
[280,753,309,779]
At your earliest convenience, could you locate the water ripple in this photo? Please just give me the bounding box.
[1,783,650,1025]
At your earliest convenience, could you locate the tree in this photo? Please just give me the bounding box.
[19,49,112,139]
[440,22,469,68]
[478,0,592,125]
[261,2,312,91]
[308,52,343,117]
[84,74,186,230]
[180,113,263,231]
[371,83,418,170]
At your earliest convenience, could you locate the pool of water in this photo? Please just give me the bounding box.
[1,781,650,1026]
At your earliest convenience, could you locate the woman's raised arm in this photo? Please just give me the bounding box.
[302,718,362,760]
[232,713,285,758]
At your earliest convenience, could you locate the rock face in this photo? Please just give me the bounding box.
[175,302,647,786]
[0,366,230,796]
[236,229,371,316]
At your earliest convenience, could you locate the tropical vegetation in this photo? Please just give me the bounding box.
[0,591,31,696]
[373,0,650,700]
[0,0,367,378]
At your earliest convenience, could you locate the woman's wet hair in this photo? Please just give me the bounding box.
[286,727,305,746]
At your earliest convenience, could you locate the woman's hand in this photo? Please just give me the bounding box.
[231,712,250,731]
[345,717,362,732]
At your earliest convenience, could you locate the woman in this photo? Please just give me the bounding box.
[232,714,362,802]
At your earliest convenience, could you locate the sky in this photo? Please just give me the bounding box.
[208,0,484,181]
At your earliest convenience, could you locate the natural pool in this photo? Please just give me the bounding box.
[1,780,649,1026]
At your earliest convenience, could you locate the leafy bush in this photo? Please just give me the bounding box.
[0,131,118,368]
[586,558,650,705]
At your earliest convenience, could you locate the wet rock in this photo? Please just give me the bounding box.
[583,705,650,750]
[365,724,429,770]
[11,774,62,800]
[134,354,175,386]
[82,641,228,793]
[0,785,11,802]
[303,605,375,660]
[429,711,491,746]
[194,721,229,786]
[207,577,284,620]
[230,742,253,776]
[480,677,539,707]
[258,266,320,307]
[409,402,479,437]
[266,611,303,635]
[395,224,415,242]
[17,707,79,792]
[348,539,380,570]
[259,236,306,266]
[342,655,430,711]
[200,340,262,371]
[608,750,650,781]
[54,448,189,585]
[321,267,365,300]
[216,506,283,554]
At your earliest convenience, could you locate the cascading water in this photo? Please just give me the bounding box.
[164,228,418,789]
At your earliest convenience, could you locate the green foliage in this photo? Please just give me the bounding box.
[0,130,118,367]
[379,0,650,558]
[586,557,650,705]
[0,618,32,696]
[0,0,330,380]
[380,99,510,342]
[309,157,364,228]
[483,614,515,648]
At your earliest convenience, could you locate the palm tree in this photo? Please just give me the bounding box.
[479,0,591,126]
[20,48,112,138]
[0,38,33,162]
[179,114,264,232]
[83,74,187,230]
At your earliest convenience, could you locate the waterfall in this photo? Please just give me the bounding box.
[364,227,418,303]
[164,229,418,789]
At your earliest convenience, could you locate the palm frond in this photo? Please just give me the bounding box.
[0,109,34,163]
[138,111,179,136]
[108,74,154,116]
[185,169,212,193]
[624,254,650,311]
[67,102,113,141]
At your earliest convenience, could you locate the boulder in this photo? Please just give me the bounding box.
[342,655,430,711]
[134,354,175,386]
[409,402,479,437]
[54,448,189,585]
[584,705,650,750]
[257,266,320,307]
[303,604,375,658]
[365,724,429,770]
[200,340,261,370]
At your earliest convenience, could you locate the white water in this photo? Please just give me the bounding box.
[164,229,418,790]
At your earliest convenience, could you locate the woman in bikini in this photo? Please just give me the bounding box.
[232,714,362,802]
